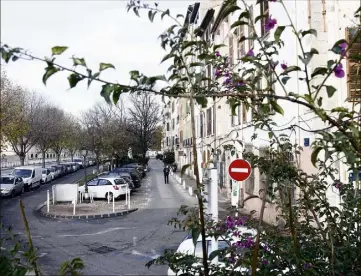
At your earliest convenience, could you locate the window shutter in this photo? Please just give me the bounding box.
[346,27,361,102]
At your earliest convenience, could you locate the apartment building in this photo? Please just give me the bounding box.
[163,0,360,224]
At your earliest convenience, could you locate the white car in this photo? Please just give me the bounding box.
[46,167,59,180]
[12,166,42,191]
[78,177,129,200]
[0,175,25,197]
[41,168,52,184]
[167,226,257,276]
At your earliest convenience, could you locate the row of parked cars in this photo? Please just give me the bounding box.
[77,163,148,201]
[0,158,96,198]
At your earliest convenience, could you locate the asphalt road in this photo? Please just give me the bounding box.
[0,159,198,275]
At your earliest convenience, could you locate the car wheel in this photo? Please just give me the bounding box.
[106,192,113,201]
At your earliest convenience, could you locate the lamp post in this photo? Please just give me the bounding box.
[80,147,89,202]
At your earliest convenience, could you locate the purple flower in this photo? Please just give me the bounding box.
[281,63,288,70]
[262,259,269,265]
[215,51,221,57]
[225,71,230,77]
[334,63,345,78]
[304,263,312,269]
[236,81,245,87]
[265,16,277,32]
[334,181,343,189]
[215,69,221,77]
[339,42,347,56]
[246,49,255,57]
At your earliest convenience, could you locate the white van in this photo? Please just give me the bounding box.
[12,166,42,192]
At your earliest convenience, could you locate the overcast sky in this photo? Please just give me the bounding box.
[1,0,194,116]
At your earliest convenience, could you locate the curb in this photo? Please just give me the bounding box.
[36,202,138,220]
[170,173,197,198]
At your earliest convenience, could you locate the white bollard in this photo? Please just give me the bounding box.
[47,190,50,213]
[52,186,55,205]
[112,193,115,213]
[73,199,76,215]
[128,189,130,209]
[189,186,193,196]
[125,187,128,206]
[182,179,186,189]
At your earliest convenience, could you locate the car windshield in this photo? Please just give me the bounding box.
[114,179,126,185]
[47,168,55,172]
[42,169,47,174]
[74,159,82,162]
[0,177,14,184]
[12,169,32,178]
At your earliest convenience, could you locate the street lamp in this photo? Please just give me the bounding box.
[80,147,89,202]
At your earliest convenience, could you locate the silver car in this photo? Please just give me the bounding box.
[0,175,25,197]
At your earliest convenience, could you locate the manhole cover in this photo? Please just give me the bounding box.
[89,245,116,254]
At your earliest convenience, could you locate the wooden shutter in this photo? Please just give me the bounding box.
[229,36,234,65]
[346,27,361,102]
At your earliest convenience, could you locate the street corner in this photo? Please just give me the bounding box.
[35,200,138,220]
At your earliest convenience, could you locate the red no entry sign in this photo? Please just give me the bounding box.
[228,159,252,181]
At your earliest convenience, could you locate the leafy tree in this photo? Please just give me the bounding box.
[1,0,360,275]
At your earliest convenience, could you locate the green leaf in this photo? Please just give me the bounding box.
[325,85,336,97]
[311,67,328,78]
[168,73,180,81]
[148,10,156,22]
[331,107,348,113]
[274,26,286,42]
[281,65,301,75]
[220,4,240,23]
[268,132,273,139]
[213,44,226,51]
[130,70,140,81]
[176,14,184,19]
[112,85,125,105]
[100,84,113,104]
[182,41,198,51]
[311,147,322,167]
[181,164,191,176]
[317,97,323,107]
[161,9,170,20]
[72,57,87,67]
[67,73,83,88]
[42,66,59,85]
[332,39,347,50]
[196,97,207,108]
[230,20,248,29]
[255,14,267,23]
[327,60,335,69]
[51,46,68,56]
[270,101,284,115]
[133,7,139,17]
[238,11,250,20]
[99,62,115,72]
[281,76,291,84]
[190,62,204,67]
[301,29,317,37]
[161,53,175,63]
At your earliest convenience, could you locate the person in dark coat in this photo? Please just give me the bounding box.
[163,165,170,184]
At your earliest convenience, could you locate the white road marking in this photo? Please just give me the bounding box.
[57,227,135,237]
[230,168,249,173]
[131,249,160,259]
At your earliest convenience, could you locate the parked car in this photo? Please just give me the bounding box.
[41,168,52,184]
[0,175,25,197]
[113,168,142,188]
[78,177,129,200]
[60,163,73,173]
[73,158,84,168]
[122,163,146,177]
[102,172,136,191]
[46,167,59,180]
[167,226,258,276]
[51,165,65,177]
[69,162,79,171]
[11,166,42,191]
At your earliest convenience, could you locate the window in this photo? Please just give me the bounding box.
[248,5,254,50]
[242,103,247,123]
[200,113,203,138]
[98,179,112,186]
[206,108,212,136]
[346,27,361,102]
[166,137,169,146]
[172,119,175,130]
[176,115,179,124]
[260,0,270,37]
[228,35,234,65]
[237,105,241,125]
[166,123,170,131]
[87,179,98,186]
[244,144,255,194]
[237,25,246,59]
[172,101,175,112]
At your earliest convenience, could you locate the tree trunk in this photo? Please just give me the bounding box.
[42,150,46,168]
[71,154,74,162]
[19,153,25,166]
[190,93,209,275]
[56,154,61,164]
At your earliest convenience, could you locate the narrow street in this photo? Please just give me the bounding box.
[0,159,197,275]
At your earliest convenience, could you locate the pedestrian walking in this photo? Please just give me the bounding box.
[163,165,170,184]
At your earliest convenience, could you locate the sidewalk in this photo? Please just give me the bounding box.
[170,170,250,220]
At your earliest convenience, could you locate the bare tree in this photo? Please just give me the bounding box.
[128,94,161,158]
[50,110,68,164]
[63,116,82,161]
[2,87,44,165]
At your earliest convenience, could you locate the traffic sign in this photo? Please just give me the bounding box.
[228,159,252,182]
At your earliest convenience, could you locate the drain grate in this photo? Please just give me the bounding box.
[89,245,116,254]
